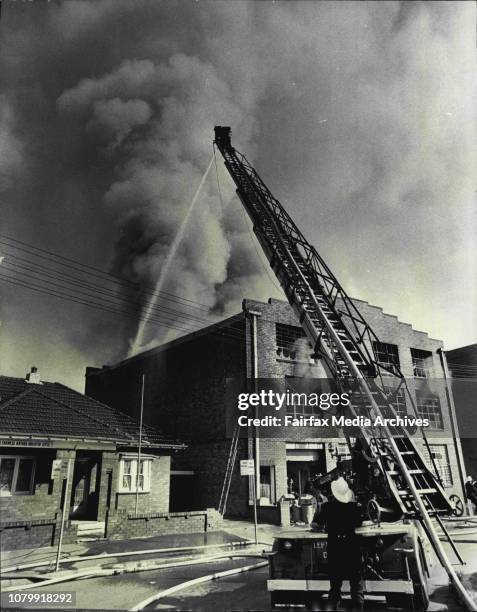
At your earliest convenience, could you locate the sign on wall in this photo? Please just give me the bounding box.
[240,459,255,476]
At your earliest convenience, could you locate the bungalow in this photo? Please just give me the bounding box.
[0,367,219,551]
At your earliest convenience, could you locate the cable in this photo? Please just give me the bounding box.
[1,258,221,329]
[0,238,251,343]
[0,235,211,311]
[0,274,245,344]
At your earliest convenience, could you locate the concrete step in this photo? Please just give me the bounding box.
[71,520,105,536]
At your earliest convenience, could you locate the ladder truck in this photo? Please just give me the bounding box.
[213,126,474,611]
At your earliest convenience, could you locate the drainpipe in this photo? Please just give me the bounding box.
[438,348,467,498]
[246,309,262,501]
[134,374,145,517]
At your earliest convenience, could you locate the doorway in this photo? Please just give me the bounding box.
[286,448,326,497]
[69,452,101,519]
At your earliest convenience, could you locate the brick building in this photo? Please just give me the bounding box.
[446,344,477,479]
[0,367,200,550]
[85,298,466,522]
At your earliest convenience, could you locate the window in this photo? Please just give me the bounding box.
[411,349,433,378]
[0,456,36,496]
[416,392,443,429]
[384,387,407,418]
[276,324,307,360]
[284,378,321,417]
[372,342,401,375]
[118,457,152,493]
[259,465,276,504]
[337,441,352,459]
[422,444,453,488]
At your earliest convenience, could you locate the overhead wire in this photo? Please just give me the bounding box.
[1,256,220,329]
[0,149,288,349]
[0,235,211,312]
[0,239,248,343]
[0,273,247,345]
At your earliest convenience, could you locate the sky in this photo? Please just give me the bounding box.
[0,0,476,391]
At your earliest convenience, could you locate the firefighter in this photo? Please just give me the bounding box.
[316,477,364,611]
[465,475,477,512]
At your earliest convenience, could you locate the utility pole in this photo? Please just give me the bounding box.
[134,374,145,517]
[55,457,72,572]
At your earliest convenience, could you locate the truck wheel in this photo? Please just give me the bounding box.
[450,494,464,517]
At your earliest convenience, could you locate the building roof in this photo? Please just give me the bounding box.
[0,375,184,449]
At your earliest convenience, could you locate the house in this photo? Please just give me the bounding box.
[0,367,220,551]
[446,344,477,479]
[85,297,467,523]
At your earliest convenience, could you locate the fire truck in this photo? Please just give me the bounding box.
[213,126,474,611]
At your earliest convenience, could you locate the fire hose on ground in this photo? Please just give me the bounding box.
[1,552,269,593]
[1,540,259,575]
[129,560,269,611]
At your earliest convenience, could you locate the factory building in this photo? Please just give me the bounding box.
[85,297,466,523]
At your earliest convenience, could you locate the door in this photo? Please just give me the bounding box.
[70,458,91,518]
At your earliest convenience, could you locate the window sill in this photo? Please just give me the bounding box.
[117,490,150,495]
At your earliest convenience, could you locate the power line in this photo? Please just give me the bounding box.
[1,257,221,329]
[0,235,212,312]
[0,274,245,344]
[1,259,246,342]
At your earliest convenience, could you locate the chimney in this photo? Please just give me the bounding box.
[25,366,42,385]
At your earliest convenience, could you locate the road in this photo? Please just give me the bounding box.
[14,541,475,611]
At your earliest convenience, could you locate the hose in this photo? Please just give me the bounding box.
[2,553,268,593]
[129,560,269,611]
[2,540,254,574]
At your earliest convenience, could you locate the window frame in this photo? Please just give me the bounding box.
[422,444,453,488]
[383,386,408,417]
[416,391,444,430]
[372,341,401,375]
[0,455,36,496]
[276,323,314,362]
[259,465,276,505]
[410,348,433,378]
[117,456,152,494]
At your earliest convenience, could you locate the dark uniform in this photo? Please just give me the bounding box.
[465,479,477,506]
[317,499,364,610]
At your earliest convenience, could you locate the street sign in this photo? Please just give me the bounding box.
[240,459,255,476]
[51,459,62,480]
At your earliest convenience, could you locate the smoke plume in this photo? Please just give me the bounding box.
[0,1,475,390]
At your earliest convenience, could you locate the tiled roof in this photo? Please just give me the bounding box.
[0,376,183,448]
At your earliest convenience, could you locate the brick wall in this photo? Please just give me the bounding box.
[85,317,246,443]
[85,297,466,514]
[106,508,223,540]
[115,455,170,514]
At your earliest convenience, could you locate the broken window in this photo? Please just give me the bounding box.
[372,341,401,375]
[411,348,433,378]
[276,323,306,360]
[384,386,408,417]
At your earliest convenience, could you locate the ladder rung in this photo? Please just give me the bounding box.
[388,469,423,475]
[399,488,436,496]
